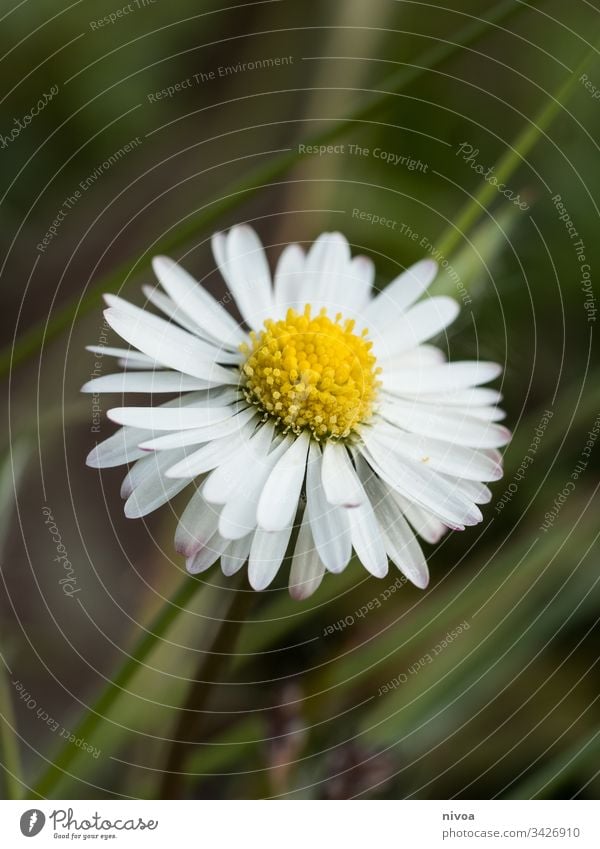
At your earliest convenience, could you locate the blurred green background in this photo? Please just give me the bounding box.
[1,0,599,800]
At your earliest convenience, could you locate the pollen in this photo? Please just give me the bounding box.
[240,305,381,439]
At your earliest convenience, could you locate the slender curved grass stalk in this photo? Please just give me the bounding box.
[34,0,599,801]
[32,573,206,798]
[437,34,600,259]
[158,581,254,799]
[0,0,538,378]
[0,658,23,800]
[358,511,599,745]
[32,373,600,797]
[0,441,31,799]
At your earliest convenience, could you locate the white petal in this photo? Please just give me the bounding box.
[204,422,277,507]
[104,293,240,363]
[186,531,229,574]
[108,403,238,431]
[370,423,503,481]
[393,494,448,544]
[439,474,492,505]
[123,450,190,518]
[384,344,446,369]
[87,393,217,466]
[216,226,274,331]
[211,231,228,269]
[82,371,211,394]
[289,509,325,600]
[104,308,239,384]
[256,432,310,531]
[345,255,375,313]
[86,345,154,365]
[125,476,190,519]
[372,297,459,360]
[248,525,293,590]
[306,443,351,573]
[139,408,256,451]
[273,243,305,316]
[383,517,429,588]
[379,399,511,449]
[141,284,217,339]
[218,495,261,541]
[142,283,246,358]
[86,426,150,468]
[175,488,220,558]
[217,431,290,539]
[455,404,506,423]
[165,426,254,479]
[116,357,157,370]
[381,393,505,425]
[410,387,503,407]
[303,232,351,311]
[121,452,162,498]
[359,430,482,529]
[365,259,438,326]
[345,475,389,578]
[151,255,244,348]
[357,457,428,588]
[381,361,502,395]
[221,534,252,576]
[321,441,365,507]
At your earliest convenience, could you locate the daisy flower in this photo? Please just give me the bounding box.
[83,227,509,599]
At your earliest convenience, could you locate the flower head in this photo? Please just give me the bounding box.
[83,226,510,599]
[241,305,380,439]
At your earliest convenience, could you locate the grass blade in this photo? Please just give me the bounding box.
[1,0,538,377]
[31,572,206,798]
[437,34,600,258]
[0,441,31,799]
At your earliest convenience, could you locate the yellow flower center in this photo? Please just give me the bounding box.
[240,305,380,439]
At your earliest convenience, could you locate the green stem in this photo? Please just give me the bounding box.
[32,573,205,799]
[1,0,537,378]
[0,656,23,800]
[158,582,255,799]
[0,441,30,799]
[437,35,600,258]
